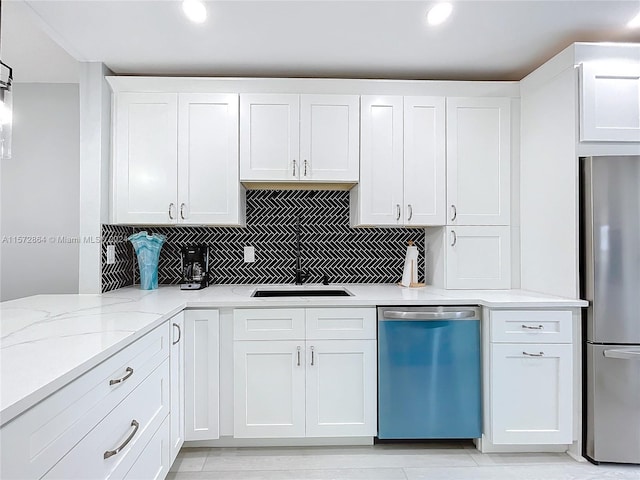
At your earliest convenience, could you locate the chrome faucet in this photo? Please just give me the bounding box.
[294,215,309,285]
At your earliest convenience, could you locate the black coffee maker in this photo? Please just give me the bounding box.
[180,245,209,290]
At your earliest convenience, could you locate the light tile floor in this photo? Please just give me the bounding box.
[167,444,640,480]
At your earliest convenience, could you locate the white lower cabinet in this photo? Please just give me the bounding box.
[0,323,171,480]
[233,308,377,439]
[490,344,573,444]
[184,309,220,441]
[305,340,377,437]
[233,340,306,438]
[170,313,185,464]
[485,310,574,447]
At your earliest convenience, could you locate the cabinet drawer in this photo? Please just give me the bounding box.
[0,323,170,480]
[234,309,305,340]
[44,358,170,479]
[306,308,376,340]
[490,310,572,343]
[124,416,170,480]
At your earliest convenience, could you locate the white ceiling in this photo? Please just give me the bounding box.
[3,0,640,83]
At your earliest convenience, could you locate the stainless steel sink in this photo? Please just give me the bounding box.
[251,287,352,297]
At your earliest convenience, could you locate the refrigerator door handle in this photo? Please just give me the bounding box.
[603,348,640,360]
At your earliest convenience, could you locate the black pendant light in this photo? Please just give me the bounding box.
[0,0,13,159]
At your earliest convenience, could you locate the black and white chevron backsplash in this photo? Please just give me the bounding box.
[101,190,425,292]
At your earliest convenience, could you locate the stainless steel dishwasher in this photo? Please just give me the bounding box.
[377,306,481,439]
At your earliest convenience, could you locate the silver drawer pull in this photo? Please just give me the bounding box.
[521,324,544,330]
[109,367,134,386]
[310,346,315,366]
[297,346,301,366]
[523,351,544,357]
[104,419,139,459]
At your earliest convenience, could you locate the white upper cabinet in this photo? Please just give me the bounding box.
[356,95,405,225]
[354,95,456,227]
[300,95,360,182]
[446,225,511,289]
[240,94,359,182]
[580,62,640,142]
[447,97,511,226]
[114,92,179,224]
[240,94,300,181]
[178,94,242,224]
[112,92,243,225]
[404,96,446,226]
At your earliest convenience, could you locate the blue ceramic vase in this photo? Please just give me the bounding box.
[128,231,166,290]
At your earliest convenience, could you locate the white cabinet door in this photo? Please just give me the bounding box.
[403,96,446,226]
[178,94,242,224]
[299,95,359,182]
[305,340,377,437]
[240,94,300,181]
[580,62,640,142]
[447,97,511,225]
[358,96,404,225]
[169,314,184,465]
[113,92,178,224]
[446,226,511,289]
[184,309,220,441]
[233,341,306,438]
[490,343,573,444]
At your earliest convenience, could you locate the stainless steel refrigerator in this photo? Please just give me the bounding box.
[581,155,640,464]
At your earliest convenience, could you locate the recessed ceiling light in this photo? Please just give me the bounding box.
[182,0,207,24]
[627,10,640,28]
[427,2,453,26]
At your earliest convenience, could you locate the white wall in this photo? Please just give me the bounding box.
[0,83,80,301]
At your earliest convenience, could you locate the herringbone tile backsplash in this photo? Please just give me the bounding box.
[101,190,425,292]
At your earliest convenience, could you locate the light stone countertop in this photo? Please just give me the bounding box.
[0,284,587,426]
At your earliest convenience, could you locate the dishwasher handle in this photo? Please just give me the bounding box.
[382,310,477,321]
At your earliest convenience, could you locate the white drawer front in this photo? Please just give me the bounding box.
[491,310,572,343]
[0,323,170,480]
[124,416,170,480]
[234,309,305,340]
[305,308,376,340]
[44,358,170,480]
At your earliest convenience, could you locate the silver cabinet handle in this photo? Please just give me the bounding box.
[604,348,640,360]
[172,323,181,345]
[396,204,401,221]
[104,419,139,459]
[451,204,457,222]
[109,367,134,386]
[523,351,544,357]
[293,159,297,177]
[304,159,308,177]
[180,203,186,220]
[168,203,175,220]
[383,310,477,320]
[407,204,413,221]
[310,346,315,366]
[522,324,544,330]
[450,230,457,247]
[296,346,301,366]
